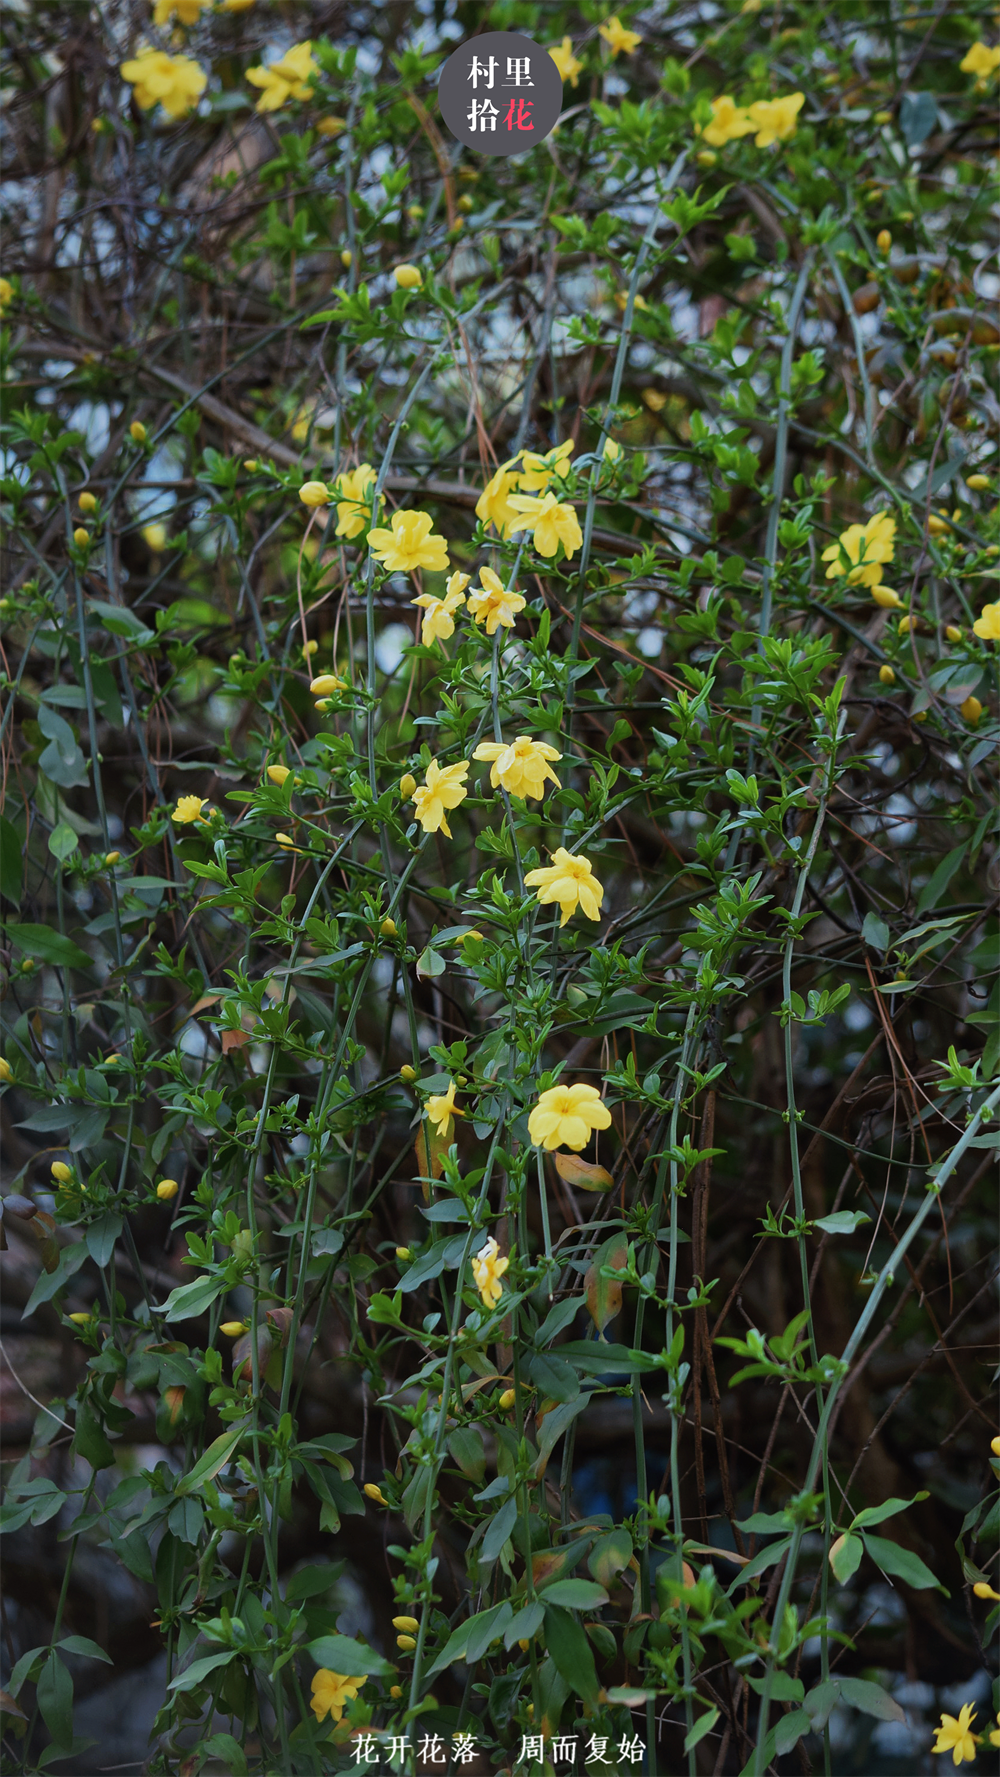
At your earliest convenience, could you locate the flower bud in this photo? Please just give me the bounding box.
[945,625,963,643]
[78,492,97,514]
[960,695,982,726]
[0,1058,12,1083]
[897,615,915,635]
[392,1616,419,1633]
[73,527,90,547]
[381,918,397,937]
[871,586,901,609]
[157,1178,179,1200]
[394,264,422,290]
[499,1388,516,1410]
[299,480,331,508]
[396,1634,417,1651]
[364,1482,389,1505]
[389,1685,403,1699]
[267,765,291,786]
[220,1320,247,1336]
[395,1245,411,1262]
[105,851,121,865]
[966,474,990,491]
[400,1064,416,1083]
[876,229,891,254]
[878,664,895,685]
[309,674,341,696]
[129,421,147,444]
[341,249,353,267]
[399,773,417,799]
[244,458,258,472]
[51,1161,73,1182]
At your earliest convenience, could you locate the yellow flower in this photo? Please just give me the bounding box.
[603,438,623,462]
[872,586,902,609]
[367,508,450,574]
[700,95,756,147]
[0,1058,12,1084]
[394,263,423,290]
[152,0,210,24]
[747,92,804,146]
[363,1482,388,1505]
[412,576,467,645]
[516,439,574,493]
[121,49,207,118]
[172,794,211,825]
[932,1704,978,1765]
[973,1582,1000,1601]
[973,602,1000,640]
[392,1615,419,1633]
[310,1669,365,1724]
[411,758,470,837]
[246,41,318,112]
[822,511,896,587]
[267,764,291,786]
[426,1079,462,1141]
[524,846,604,925]
[299,480,331,508]
[990,1713,1000,1749]
[0,278,13,311]
[220,1320,247,1335]
[960,695,983,726]
[471,1235,509,1309]
[642,388,667,413]
[142,522,167,551]
[156,1178,179,1200]
[599,15,642,56]
[961,41,1000,79]
[507,490,583,560]
[549,37,583,86]
[528,1082,612,1152]
[475,461,523,538]
[51,1161,73,1183]
[473,735,562,801]
[466,566,526,634]
[333,463,377,538]
[614,291,649,312]
[316,114,346,136]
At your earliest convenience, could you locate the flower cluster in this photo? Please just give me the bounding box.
[700,91,804,147]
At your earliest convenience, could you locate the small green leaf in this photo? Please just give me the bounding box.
[684,1707,719,1754]
[306,1634,393,1678]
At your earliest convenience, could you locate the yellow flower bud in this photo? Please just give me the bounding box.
[874,109,892,123]
[310,675,342,696]
[499,1388,516,1410]
[302,639,319,658]
[913,709,928,723]
[341,249,353,268]
[392,1616,419,1633]
[130,421,147,444]
[878,665,895,685]
[390,1685,403,1698]
[926,513,949,535]
[876,229,891,254]
[394,264,422,290]
[945,625,963,643]
[400,1064,416,1082]
[276,832,297,849]
[396,1634,417,1651]
[78,492,97,514]
[157,1178,180,1200]
[267,764,291,786]
[399,773,417,798]
[220,1320,247,1336]
[897,615,915,635]
[73,527,90,547]
[458,194,474,212]
[518,1638,530,1651]
[960,695,983,726]
[966,474,990,490]
[299,480,331,508]
[69,1312,92,1327]
[696,150,717,166]
[406,204,424,220]
[395,1245,411,1261]
[316,115,346,137]
[973,1581,1000,1601]
[0,1058,12,1084]
[244,458,258,472]
[51,1161,73,1183]
[380,918,397,937]
[105,851,121,865]
[871,586,902,609]
[364,1483,389,1505]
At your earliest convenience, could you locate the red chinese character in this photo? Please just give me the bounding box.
[504,96,534,131]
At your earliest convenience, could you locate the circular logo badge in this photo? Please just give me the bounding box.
[437,31,563,156]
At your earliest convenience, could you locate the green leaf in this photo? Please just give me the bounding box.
[285,1562,345,1602]
[860,1532,946,1592]
[200,1735,248,1777]
[481,1495,518,1563]
[850,1491,929,1530]
[22,1242,89,1319]
[167,1648,238,1693]
[36,1651,73,1748]
[814,1211,870,1236]
[588,1528,632,1587]
[57,1635,112,1664]
[84,1211,122,1267]
[48,822,79,863]
[175,1421,246,1497]
[305,1635,394,1678]
[829,1531,863,1584]
[684,1707,719,1753]
[0,815,23,904]
[503,1601,545,1650]
[7,923,92,970]
[543,1603,600,1703]
[155,1275,223,1322]
[447,1425,486,1484]
[916,843,966,915]
[803,1678,841,1729]
[73,1399,114,1471]
[541,1579,609,1610]
[861,911,889,953]
[748,1671,804,1703]
[585,1230,627,1332]
[837,1676,906,1722]
[775,1709,810,1757]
